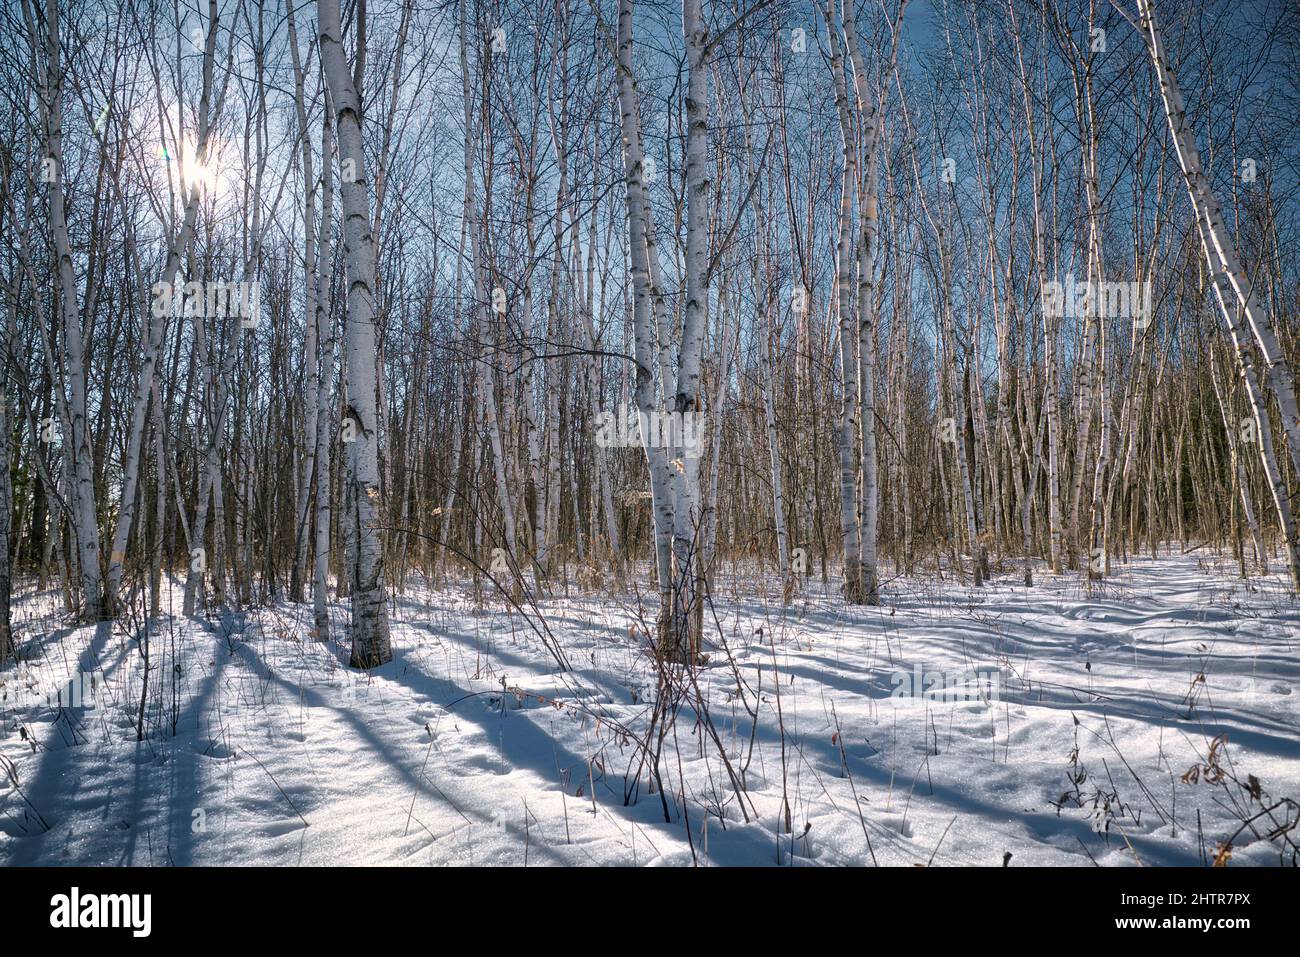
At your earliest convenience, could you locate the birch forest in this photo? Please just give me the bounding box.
[1,0,1299,870]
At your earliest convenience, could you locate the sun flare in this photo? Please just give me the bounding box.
[162,136,224,199]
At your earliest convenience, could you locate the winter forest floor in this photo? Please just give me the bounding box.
[1,549,1298,867]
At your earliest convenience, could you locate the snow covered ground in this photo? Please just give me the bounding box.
[2,550,1297,866]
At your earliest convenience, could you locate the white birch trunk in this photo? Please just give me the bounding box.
[319,0,392,665]
[287,0,318,605]
[824,1,865,603]
[458,0,519,592]
[1138,0,1300,588]
[314,102,337,639]
[614,0,676,630]
[29,0,103,621]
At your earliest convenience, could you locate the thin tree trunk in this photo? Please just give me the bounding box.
[1138,0,1300,589]
[319,0,392,664]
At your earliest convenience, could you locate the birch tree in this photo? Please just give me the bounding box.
[318,0,392,665]
[24,0,104,621]
[1135,0,1300,590]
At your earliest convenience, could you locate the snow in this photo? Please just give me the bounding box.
[2,550,1297,866]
